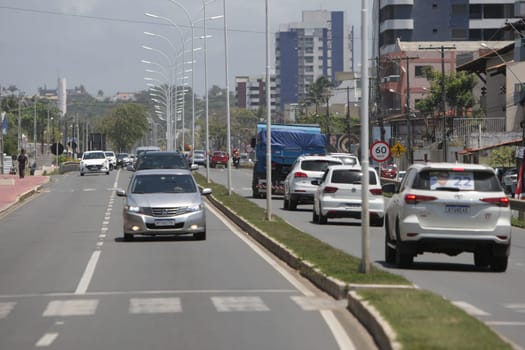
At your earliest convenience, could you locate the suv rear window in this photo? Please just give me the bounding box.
[412,170,501,192]
[301,160,341,172]
[331,169,378,185]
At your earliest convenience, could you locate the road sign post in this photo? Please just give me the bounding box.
[370,140,391,163]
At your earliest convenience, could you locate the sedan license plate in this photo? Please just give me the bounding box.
[445,205,470,214]
[344,203,360,208]
[154,219,175,226]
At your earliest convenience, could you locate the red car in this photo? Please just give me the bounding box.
[210,151,229,168]
[381,164,398,178]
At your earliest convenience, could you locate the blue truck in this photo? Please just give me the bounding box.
[250,123,326,198]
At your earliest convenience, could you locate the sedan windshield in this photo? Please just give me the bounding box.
[131,174,196,194]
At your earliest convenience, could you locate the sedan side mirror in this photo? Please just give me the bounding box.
[116,189,127,197]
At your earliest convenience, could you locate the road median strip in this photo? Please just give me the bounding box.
[195,173,513,349]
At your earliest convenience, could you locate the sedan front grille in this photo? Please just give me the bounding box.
[147,207,188,217]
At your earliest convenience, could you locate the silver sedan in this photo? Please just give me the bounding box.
[116,169,212,240]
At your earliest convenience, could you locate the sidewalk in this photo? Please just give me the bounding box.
[0,174,50,213]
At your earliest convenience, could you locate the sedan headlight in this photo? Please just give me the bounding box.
[187,203,203,212]
[125,205,141,213]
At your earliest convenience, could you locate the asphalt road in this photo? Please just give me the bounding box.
[0,169,376,350]
[200,166,525,349]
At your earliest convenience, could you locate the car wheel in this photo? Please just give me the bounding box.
[80,172,84,176]
[289,196,298,211]
[106,171,110,175]
[194,231,206,240]
[490,256,508,272]
[318,205,327,224]
[474,249,490,268]
[312,206,319,223]
[283,197,289,210]
[395,219,413,268]
[124,233,133,241]
[384,217,396,264]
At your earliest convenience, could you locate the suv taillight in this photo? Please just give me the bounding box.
[294,172,308,178]
[404,193,438,205]
[370,188,383,195]
[323,186,338,193]
[480,197,510,207]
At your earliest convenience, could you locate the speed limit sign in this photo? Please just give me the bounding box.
[370,141,391,163]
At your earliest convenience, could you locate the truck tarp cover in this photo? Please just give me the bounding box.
[257,129,326,165]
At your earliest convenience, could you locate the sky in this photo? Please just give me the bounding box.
[0,0,364,98]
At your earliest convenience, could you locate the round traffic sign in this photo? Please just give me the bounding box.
[370,141,391,162]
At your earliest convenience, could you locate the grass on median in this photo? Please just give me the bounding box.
[360,289,513,350]
[196,173,513,349]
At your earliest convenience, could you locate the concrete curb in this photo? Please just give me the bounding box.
[205,193,402,349]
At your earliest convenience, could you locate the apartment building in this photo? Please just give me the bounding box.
[374,0,518,56]
[275,10,353,112]
[235,75,277,114]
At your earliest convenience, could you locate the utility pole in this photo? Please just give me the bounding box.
[391,55,418,165]
[419,45,456,162]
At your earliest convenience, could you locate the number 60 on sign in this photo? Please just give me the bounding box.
[370,141,391,163]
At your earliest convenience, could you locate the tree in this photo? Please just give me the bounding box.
[98,104,149,152]
[415,69,476,117]
[305,76,332,114]
[487,146,516,167]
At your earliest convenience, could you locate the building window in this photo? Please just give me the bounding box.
[451,28,468,40]
[452,4,467,15]
[415,66,432,77]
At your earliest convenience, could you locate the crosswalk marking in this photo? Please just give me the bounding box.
[129,298,182,314]
[42,299,98,317]
[452,301,490,316]
[291,296,346,311]
[211,296,270,312]
[0,302,15,319]
[35,333,59,347]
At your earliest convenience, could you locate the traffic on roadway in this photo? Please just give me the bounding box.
[200,164,525,349]
[0,169,376,350]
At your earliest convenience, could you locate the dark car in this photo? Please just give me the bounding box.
[134,151,198,171]
[210,151,229,168]
[116,153,131,168]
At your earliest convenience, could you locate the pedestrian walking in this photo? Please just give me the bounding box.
[17,149,28,179]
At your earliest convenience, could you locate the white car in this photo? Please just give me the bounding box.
[283,155,343,210]
[327,152,360,167]
[312,165,384,226]
[105,151,117,170]
[80,151,110,176]
[383,162,511,271]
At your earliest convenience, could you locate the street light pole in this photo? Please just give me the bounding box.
[168,0,196,162]
[223,0,232,195]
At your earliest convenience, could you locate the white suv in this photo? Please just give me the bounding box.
[80,151,110,176]
[313,165,384,226]
[383,162,511,271]
[105,151,117,170]
[283,155,343,210]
